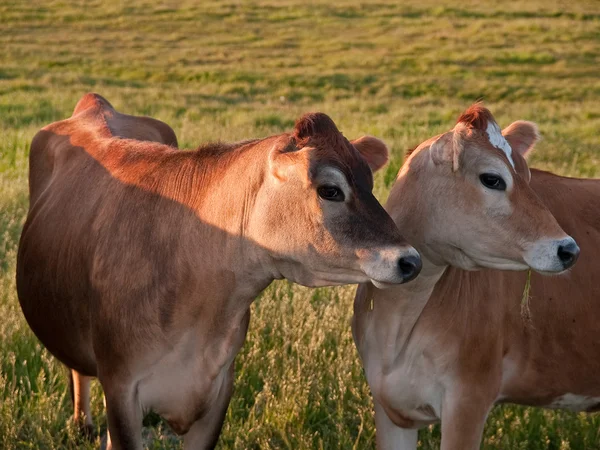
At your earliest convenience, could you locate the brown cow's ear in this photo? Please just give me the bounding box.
[502,121,540,158]
[351,136,389,172]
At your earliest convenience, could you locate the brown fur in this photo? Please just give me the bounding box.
[73,93,178,147]
[293,111,343,147]
[17,93,413,449]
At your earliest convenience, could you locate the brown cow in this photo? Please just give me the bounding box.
[64,94,179,438]
[353,104,589,450]
[17,93,421,449]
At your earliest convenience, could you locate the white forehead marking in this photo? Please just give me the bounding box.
[486,121,514,168]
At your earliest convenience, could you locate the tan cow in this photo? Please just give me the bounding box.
[353,104,589,450]
[17,93,421,449]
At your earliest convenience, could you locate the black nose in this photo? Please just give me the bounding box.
[398,254,422,283]
[557,240,580,269]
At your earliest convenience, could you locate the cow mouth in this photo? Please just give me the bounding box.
[370,279,397,289]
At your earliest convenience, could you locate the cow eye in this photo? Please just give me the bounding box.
[317,185,345,202]
[479,173,507,191]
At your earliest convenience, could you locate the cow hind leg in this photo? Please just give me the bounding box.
[69,369,95,439]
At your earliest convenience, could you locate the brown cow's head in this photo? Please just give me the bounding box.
[389,103,578,274]
[248,113,421,288]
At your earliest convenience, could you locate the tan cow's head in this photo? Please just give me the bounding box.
[249,113,421,288]
[389,103,578,274]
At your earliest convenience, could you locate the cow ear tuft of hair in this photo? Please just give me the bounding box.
[293,112,340,146]
[456,102,496,131]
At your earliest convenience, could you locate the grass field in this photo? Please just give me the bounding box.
[1,0,600,448]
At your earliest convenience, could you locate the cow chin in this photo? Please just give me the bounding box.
[448,247,530,272]
[274,261,370,288]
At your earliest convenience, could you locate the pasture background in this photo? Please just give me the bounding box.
[1,0,599,448]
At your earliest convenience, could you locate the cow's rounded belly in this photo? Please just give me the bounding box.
[17,215,98,375]
[16,281,98,375]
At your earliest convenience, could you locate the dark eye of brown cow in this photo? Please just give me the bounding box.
[317,185,345,202]
[479,173,507,191]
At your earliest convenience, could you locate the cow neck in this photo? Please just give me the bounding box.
[188,138,280,304]
[367,257,447,366]
[190,139,268,234]
[104,133,279,309]
[365,150,448,361]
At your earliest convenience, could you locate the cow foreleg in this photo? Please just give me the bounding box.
[71,369,95,438]
[374,400,418,450]
[439,388,493,450]
[103,381,143,450]
[183,365,235,450]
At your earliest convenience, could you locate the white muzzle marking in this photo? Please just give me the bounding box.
[524,236,579,273]
[359,246,421,286]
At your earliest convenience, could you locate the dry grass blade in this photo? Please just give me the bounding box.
[520,268,533,325]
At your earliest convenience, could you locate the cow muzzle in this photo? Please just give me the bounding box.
[358,246,422,287]
[524,236,580,273]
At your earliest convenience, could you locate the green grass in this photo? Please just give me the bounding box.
[1,0,599,448]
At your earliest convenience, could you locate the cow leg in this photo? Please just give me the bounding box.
[439,389,493,450]
[70,369,95,438]
[103,394,113,450]
[102,381,143,450]
[183,365,235,450]
[374,400,418,450]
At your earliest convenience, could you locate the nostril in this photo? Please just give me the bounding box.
[398,255,422,283]
[557,241,580,268]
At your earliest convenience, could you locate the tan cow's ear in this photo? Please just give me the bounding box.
[351,136,389,172]
[502,121,540,158]
[430,131,461,171]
